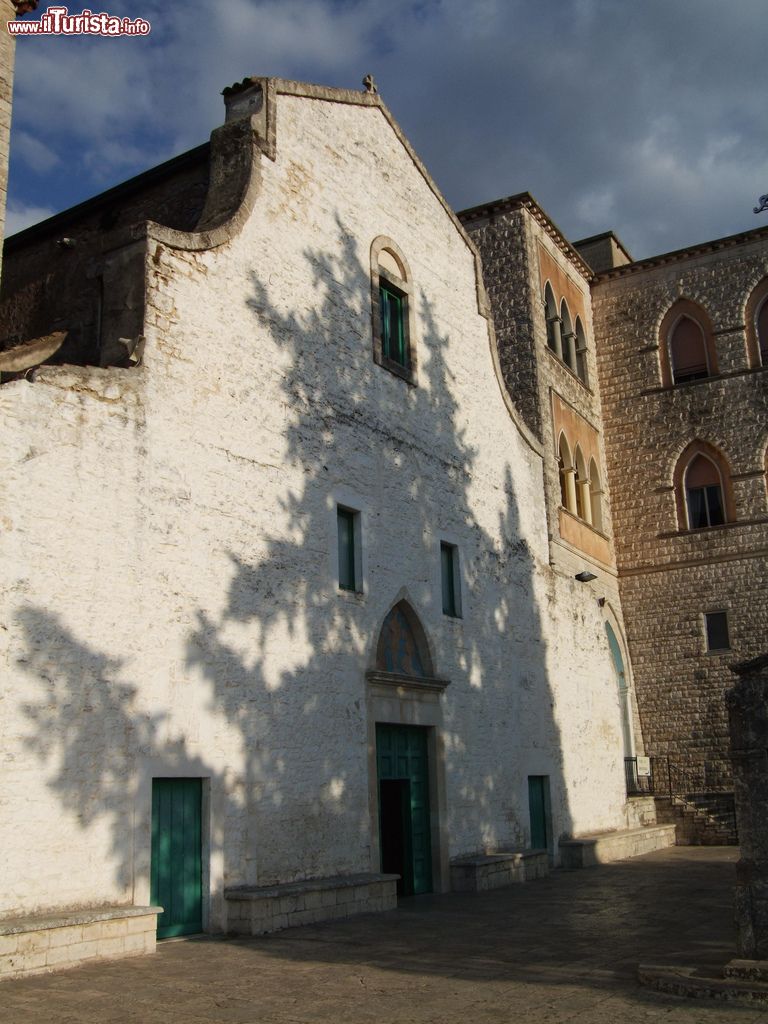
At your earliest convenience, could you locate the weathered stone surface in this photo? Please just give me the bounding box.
[224,873,398,935]
[558,823,675,867]
[0,84,637,970]
[593,241,768,790]
[0,906,160,981]
[727,653,768,958]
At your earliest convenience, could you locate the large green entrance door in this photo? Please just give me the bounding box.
[376,724,432,895]
[151,778,203,938]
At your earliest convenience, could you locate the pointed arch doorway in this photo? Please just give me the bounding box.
[366,599,451,895]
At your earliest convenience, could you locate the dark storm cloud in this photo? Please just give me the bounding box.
[7,0,768,257]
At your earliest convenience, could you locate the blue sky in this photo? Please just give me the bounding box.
[7,0,768,259]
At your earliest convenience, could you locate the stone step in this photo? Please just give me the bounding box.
[558,824,675,868]
[450,849,549,892]
[639,964,768,1006]
[724,959,768,982]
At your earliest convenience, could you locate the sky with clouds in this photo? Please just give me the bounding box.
[6,0,768,259]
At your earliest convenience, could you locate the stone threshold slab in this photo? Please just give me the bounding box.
[0,905,162,936]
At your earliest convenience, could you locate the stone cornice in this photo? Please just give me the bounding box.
[366,670,450,693]
[458,192,595,283]
[594,223,768,282]
[619,543,768,577]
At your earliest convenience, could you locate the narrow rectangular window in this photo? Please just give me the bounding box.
[380,284,406,366]
[337,507,357,592]
[705,611,730,651]
[440,542,461,617]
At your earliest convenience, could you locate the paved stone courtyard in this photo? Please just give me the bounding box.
[4,847,766,1023]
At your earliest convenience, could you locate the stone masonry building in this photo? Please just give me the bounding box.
[460,203,766,837]
[591,230,768,800]
[0,63,763,979]
[0,76,668,979]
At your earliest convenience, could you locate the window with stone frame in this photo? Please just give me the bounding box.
[558,433,575,513]
[704,611,731,652]
[658,300,719,387]
[575,317,588,384]
[337,505,361,592]
[440,541,462,618]
[542,282,588,383]
[757,297,768,366]
[684,454,725,529]
[545,282,559,354]
[669,315,710,384]
[370,238,416,385]
[744,280,768,369]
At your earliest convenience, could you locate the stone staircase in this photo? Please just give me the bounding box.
[639,959,768,1007]
[654,792,738,846]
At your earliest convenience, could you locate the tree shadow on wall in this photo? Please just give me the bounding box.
[17,215,575,913]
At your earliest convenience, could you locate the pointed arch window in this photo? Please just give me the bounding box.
[685,454,725,528]
[659,300,718,387]
[574,445,588,521]
[560,300,577,372]
[574,317,588,383]
[558,433,576,513]
[589,457,603,532]
[544,283,561,357]
[756,298,768,366]
[744,280,768,369]
[669,315,709,384]
[376,601,434,678]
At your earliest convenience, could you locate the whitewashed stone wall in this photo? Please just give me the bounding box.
[1,88,634,930]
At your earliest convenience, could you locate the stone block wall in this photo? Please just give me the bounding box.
[593,238,768,786]
[0,145,209,355]
[0,907,159,981]
[224,873,398,936]
[460,207,541,438]
[464,201,646,773]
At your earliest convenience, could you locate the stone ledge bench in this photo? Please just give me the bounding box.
[558,823,676,868]
[450,849,549,892]
[224,872,399,936]
[0,904,162,981]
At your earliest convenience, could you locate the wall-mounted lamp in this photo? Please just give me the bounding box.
[574,570,597,583]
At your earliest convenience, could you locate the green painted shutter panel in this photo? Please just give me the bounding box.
[380,285,392,359]
[337,508,355,590]
[151,778,203,939]
[376,724,432,895]
[380,285,406,367]
[391,292,405,365]
[441,543,456,616]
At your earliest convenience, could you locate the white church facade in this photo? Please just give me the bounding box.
[0,78,667,978]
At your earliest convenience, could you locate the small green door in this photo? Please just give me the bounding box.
[151,778,203,938]
[528,775,550,851]
[376,724,432,895]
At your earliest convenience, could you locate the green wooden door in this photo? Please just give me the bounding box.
[151,778,203,938]
[528,775,549,851]
[376,724,432,895]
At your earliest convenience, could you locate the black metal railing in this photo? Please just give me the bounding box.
[624,754,739,841]
[624,756,654,796]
